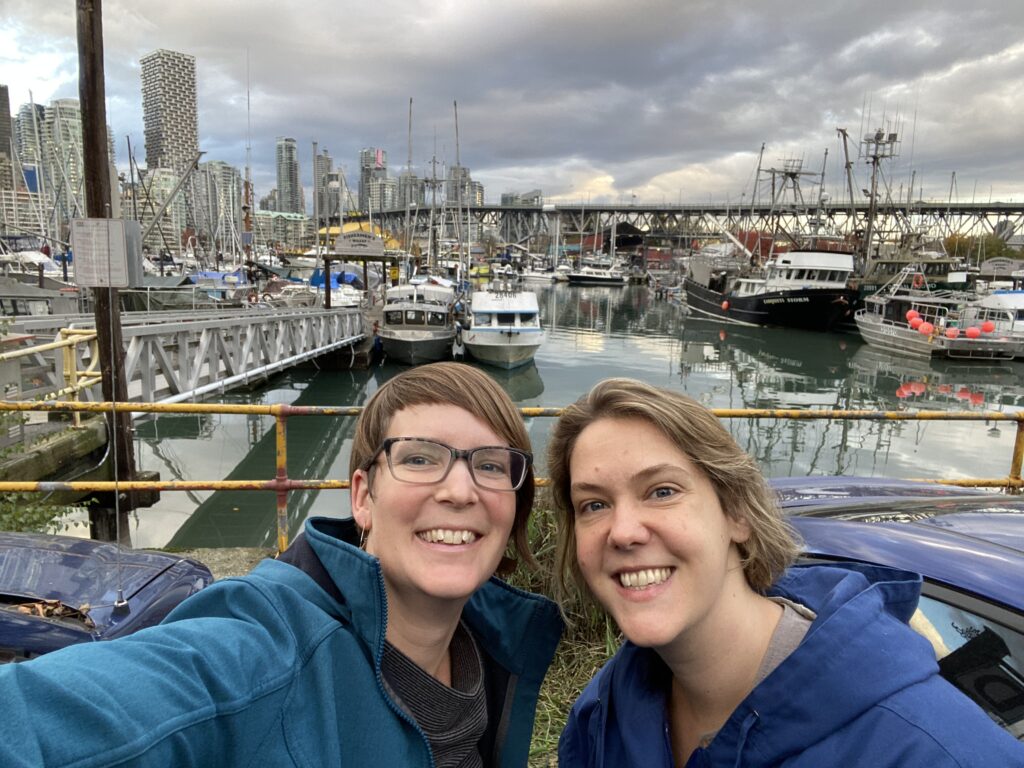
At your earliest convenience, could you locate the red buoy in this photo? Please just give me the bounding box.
[909,317,924,330]
[905,309,920,321]
[981,320,996,333]
[965,326,982,339]
[721,300,730,311]
[944,327,960,339]
[918,321,934,335]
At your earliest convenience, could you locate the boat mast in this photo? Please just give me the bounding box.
[404,97,413,258]
[861,127,900,264]
[243,50,253,268]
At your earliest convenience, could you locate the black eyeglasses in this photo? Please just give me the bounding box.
[363,438,532,492]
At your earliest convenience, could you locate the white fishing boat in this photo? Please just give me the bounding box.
[462,281,544,369]
[854,269,1023,361]
[378,281,458,365]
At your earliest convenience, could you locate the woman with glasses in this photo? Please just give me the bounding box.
[0,363,562,768]
[547,378,1023,768]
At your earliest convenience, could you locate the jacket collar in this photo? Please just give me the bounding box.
[301,516,562,675]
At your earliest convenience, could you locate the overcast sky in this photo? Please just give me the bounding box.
[3,0,1023,209]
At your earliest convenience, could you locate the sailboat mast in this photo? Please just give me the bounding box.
[243,51,253,267]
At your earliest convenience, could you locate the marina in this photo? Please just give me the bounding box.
[66,281,1021,550]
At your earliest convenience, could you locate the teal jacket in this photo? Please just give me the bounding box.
[1,517,563,767]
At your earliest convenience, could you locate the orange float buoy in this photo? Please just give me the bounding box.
[981,320,996,333]
[918,321,934,335]
[721,300,729,311]
[910,317,924,330]
[905,309,920,321]
[965,326,981,339]
[944,327,960,339]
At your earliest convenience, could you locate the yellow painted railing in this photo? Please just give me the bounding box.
[2,400,1022,552]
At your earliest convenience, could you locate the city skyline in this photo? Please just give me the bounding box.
[3,1,1024,208]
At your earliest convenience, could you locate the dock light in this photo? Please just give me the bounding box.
[965,326,982,339]
[918,322,934,335]
[910,316,924,330]
[945,327,960,339]
[981,320,996,333]
[906,309,920,321]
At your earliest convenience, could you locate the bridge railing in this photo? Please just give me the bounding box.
[1,400,1022,552]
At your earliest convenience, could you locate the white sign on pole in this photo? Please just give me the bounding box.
[71,218,130,288]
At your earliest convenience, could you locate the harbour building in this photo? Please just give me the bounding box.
[140,49,199,175]
[275,137,303,214]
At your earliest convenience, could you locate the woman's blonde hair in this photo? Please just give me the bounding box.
[547,378,800,604]
[350,362,534,571]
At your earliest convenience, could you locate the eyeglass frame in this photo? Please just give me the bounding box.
[361,437,533,492]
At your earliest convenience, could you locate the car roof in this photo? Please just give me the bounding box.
[786,496,1024,613]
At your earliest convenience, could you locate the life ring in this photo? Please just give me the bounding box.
[912,274,924,289]
[263,293,273,301]
[247,292,258,304]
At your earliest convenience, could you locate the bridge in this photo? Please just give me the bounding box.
[2,306,366,405]
[372,201,1024,250]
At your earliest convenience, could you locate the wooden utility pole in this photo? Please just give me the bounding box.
[77,0,136,542]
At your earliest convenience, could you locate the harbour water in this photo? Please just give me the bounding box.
[126,283,1024,549]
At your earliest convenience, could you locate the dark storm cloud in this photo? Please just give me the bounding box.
[3,0,1023,204]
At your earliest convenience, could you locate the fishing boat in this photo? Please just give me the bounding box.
[958,291,1024,341]
[853,269,1023,360]
[377,280,458,365]
[684,249,858,331]
[462,280,544,369]
[567,260,627,286]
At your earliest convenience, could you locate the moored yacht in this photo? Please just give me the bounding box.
[462,281,544,369]
[567,260,627,286]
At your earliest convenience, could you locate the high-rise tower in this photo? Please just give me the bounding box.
[358,147,387,214]
[0,85,11,160]
[276,137,302,214]
[140,49,199,173]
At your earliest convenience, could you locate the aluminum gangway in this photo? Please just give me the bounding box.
[3,306,366,404]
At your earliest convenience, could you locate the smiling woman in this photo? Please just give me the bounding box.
[0,363,563,768]
[546,378,1024,768]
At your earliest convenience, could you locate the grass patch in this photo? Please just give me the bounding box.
[506,493,621,766]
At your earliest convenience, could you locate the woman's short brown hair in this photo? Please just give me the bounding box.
[547,378,800,603]
[349,362,535,570]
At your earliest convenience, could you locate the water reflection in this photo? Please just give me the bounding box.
[131,283,1024,548]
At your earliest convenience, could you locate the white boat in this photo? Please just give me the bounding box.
[959,291,1024,341]
[463,282,544,369]
[567,261,627,286]
[854,269,1023,361]
[326,283,363,308]
[519,267,556,283]
[378,282,458,365]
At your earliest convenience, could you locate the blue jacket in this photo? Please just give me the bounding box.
[1,517,563,767]
[559,563,1024,767]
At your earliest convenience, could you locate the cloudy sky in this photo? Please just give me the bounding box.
[3,0,1023,209]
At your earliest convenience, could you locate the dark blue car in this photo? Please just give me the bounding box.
[0,532,213,663]
[773,477,1024,740]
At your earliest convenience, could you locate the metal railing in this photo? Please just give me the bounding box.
[1,400,1022,552]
